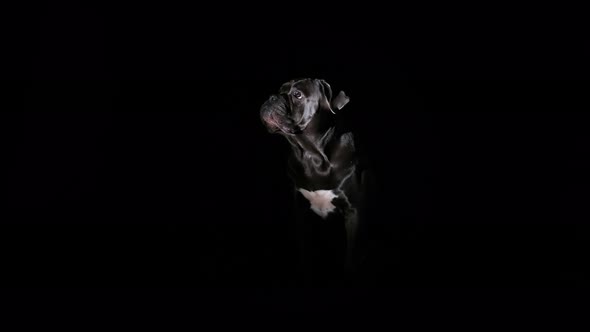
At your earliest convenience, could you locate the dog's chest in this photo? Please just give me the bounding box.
[297,188,340,219]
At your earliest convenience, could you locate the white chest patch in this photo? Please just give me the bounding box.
[298,188,338,219]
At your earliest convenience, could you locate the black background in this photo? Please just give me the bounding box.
[3,3,590,326]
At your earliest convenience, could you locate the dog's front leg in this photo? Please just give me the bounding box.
[293,188,314,286]
[344,210,359,273]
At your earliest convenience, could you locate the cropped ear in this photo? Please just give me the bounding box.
[319,79,350,114]
[332,91,350,111]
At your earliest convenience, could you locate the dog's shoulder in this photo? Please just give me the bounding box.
[339,131,355,147]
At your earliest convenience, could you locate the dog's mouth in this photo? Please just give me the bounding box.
[266,113,301,135]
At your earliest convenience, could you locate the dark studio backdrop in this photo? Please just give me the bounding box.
[3,3,590,321]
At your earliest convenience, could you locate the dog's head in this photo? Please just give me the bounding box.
[260,78,350,135]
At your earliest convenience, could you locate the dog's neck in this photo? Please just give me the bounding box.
[301,109,337,143]
[284,112,339,177]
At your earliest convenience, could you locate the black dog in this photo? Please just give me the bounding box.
[260,78,373,282]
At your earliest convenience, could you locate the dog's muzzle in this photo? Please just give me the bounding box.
[260,94,300,135]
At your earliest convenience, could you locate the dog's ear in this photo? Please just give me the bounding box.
[279,80,294,94]
[318,79,334,113]
[319,79,350,114]
[332,91,350,111]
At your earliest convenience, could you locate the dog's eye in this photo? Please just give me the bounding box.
[292,91,303,99]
